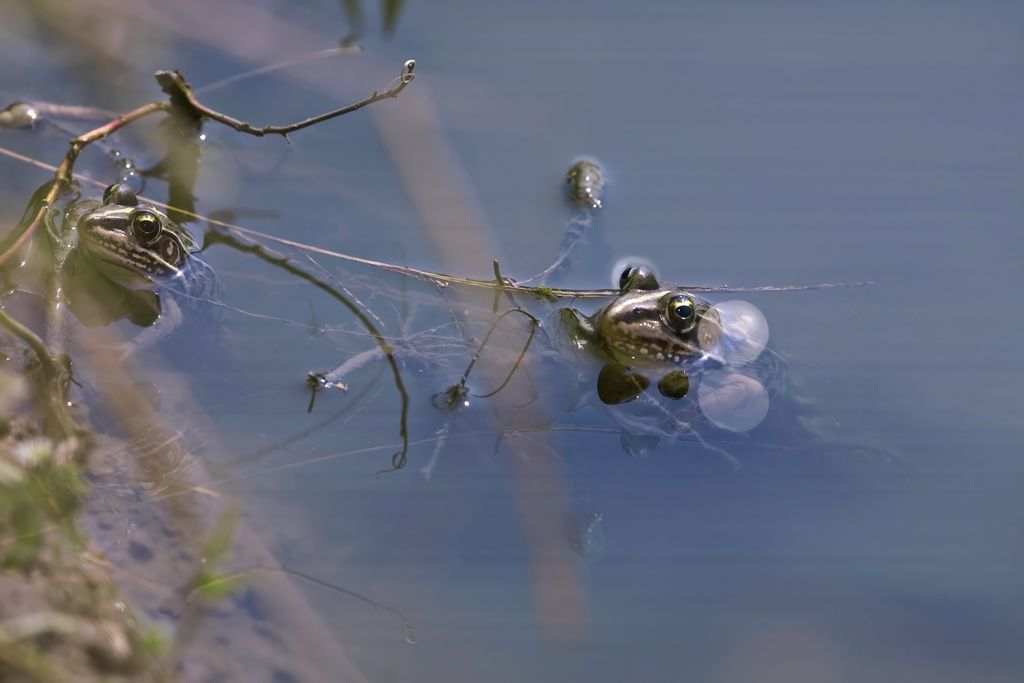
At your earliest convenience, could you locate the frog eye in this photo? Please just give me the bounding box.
[661,294,697,332]
[618,264,659,292]
[129,210,162,245]
[103,183,138,207]
[158,237,182,267]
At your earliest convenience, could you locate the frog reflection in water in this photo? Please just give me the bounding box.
[559,264,723,405]
[64,184,217,350]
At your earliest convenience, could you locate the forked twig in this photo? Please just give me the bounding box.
[433,307,540,410]
[0,59,416,268]
[0,59,418,446]
[203,229,410,474]
[156,59,415,141]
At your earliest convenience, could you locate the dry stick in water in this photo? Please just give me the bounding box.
[0,58,416,267]
[155,59,415,141]
[189,217,873,299]
[203,228,411,474]
[0,146,870,303]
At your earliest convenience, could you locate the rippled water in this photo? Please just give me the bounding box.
[2,1,1023,681]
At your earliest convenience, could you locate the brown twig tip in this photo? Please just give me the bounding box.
[154,70,190,93]
[149,60,417,139]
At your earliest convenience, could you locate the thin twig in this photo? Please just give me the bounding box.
[455,307,540,399]
[156,59,416,140]
[475,313,540,399]
[0,145,870,300]
[199,217,874,297]
[0,101,168,267]
[0,58,416,266]
[0,58,420,456]
[203,229,410,474]
[0,309,59,383]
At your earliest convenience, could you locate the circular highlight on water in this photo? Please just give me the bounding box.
[706,300,769,366]
[697,369,770,432]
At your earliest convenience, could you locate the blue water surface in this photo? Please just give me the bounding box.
[1,1,1022,681]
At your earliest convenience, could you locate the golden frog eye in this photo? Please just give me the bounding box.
[662,294,696,332]
[129,210,162,245]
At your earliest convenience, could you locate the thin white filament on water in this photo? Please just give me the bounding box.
[420,422,450,481]
[193,46,362,95]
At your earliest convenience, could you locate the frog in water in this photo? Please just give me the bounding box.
[558,264,724,405]
[63,184,218,350]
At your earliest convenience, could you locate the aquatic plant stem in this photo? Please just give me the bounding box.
[442,307,540,403]
[0,308,78,438]
[0,309,58,384]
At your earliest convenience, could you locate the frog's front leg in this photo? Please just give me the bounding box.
[116,294,182,360]
[596,362,649,405]
[656,370,690,400]
[557,307,595,353]
[596,365,691,404]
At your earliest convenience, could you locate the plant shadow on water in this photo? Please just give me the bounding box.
[1,1,1022,682]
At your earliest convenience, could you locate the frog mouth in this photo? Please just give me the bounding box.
[605,316,718,364]
[607,333,704,365]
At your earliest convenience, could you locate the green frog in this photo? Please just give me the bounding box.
[73,184,207,287]
[558,264,724,405]
[63,184,218,352]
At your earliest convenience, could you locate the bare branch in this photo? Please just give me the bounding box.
[155,59,416,139]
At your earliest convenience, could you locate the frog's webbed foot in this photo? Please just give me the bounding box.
[657,370,690,400]
[597,362,648,405]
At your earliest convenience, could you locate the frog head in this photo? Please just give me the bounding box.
[559,264,723,405]
[594,264,722,368]
[75,184,197,287]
